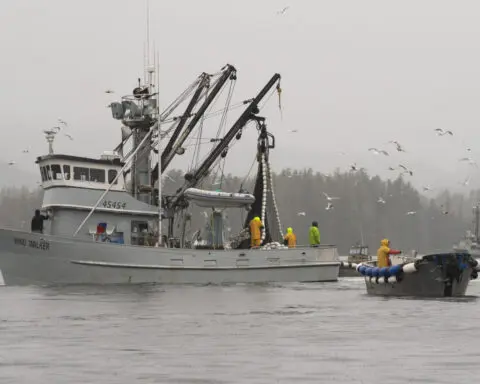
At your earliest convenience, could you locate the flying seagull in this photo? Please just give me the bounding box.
[277,6,289,15]
[163,174,176,182]
[389,141,406,152]
[64,133,74,140]
[459,176,470,186]
[323,192,340,201]
[422,186,433,192]
[377,197,386,204]
[7,161,15,166]
[368,148,389,156]
[57,118,67,126]
[434,128,453,136]
[406,211,416,215]
[387,166,397,171]
[459,157,477,167]
[398,164,413,176]
[105,89,114,94]
[297,211,306,216]
[325,202,334,211]
[440,205,449,215]
[22,149,29,153]
[287,129,298,133]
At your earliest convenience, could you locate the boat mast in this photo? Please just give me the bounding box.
[474,203,480,242]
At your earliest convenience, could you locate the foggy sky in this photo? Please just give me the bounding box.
[2,0,480,193]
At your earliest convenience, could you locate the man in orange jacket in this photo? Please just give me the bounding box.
[249,216,263,248]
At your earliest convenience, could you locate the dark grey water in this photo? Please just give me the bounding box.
[1,278,479,383]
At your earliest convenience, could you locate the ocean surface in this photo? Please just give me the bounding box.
[1,278,479,383]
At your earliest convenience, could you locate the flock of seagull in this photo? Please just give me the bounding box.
[293,128,474,218]
[7,118,73,166]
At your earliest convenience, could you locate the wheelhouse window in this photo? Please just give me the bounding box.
[45,165,52,180]
[89,168,105,183]
[108,170,118,184]
[63,165,71,180]
[73,167,89,181]
[40,166,47,182]
[50,164,62,180]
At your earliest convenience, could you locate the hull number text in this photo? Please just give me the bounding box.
[102,200,127,209]
[14,237,50,251]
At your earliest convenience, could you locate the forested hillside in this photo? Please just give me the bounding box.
[1,168,478,254]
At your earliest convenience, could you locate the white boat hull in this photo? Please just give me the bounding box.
[0,228,340,285]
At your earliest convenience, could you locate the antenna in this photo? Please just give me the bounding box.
[43,127,60,154]
[145,0,150,83]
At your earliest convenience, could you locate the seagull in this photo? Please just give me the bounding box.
[287,129,298,133]
[163,174,176,182]
[323,192,340,201]
[389,141,406,152]
[406,211,416,215]
[459,176,470,186]
[350,163,364,172]
[297,212,306,216]
[387,166,397,171]
[440,205,448,215]
[7,161,15,166]
[368,148,389,156]
[325,202,334,211]
[459,157,477,167]
[202,211,209,218]
[422,186,433,192]
[277,6,289,15]
[22,149,29,153]
[64,133,74,140]
[398,164,413,176]
[377,197,386,204]
[434,128,453,136]
[58,118,67,126]
[105,89,114,94]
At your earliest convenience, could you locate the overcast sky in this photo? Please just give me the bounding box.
[2,0,480,192]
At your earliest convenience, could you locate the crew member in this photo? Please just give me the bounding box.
[377,238,401,268]
[31,209,48,234]
[283,227,297,248]
[249,216,263,248]
[309,221,320,246]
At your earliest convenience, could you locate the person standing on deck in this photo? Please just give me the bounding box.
[377,238,401,268]
[309,221,320,247]
[31,209,48,234]
[283,227,297,248]
[249,216,263,248]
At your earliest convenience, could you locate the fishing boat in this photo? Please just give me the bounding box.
[0,63,340,285]
[338,243,370,277]
[453,203,480,257]
[356,252,479,297]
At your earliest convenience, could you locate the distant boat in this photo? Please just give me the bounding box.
[338,243,371,277]
[453,204,480,257]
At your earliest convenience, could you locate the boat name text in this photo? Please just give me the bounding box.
[14,237,50,251]
[102,200,127,209]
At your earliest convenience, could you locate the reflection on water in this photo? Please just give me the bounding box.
[0,278,479,383]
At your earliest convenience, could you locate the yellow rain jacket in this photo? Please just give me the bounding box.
[250,216,263,247]
[284,227,297,248]
[377,238,401,268]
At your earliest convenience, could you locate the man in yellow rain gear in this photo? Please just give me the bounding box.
[249,216,263,248]
[377,238,401,268]
[283,227,297,248]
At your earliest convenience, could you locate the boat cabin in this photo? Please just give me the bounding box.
[35,152,160,247]
[36,152,126,191]
[348,244,371,263]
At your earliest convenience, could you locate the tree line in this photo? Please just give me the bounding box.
[1,168,478,255]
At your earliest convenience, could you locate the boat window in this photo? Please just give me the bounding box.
[50,164,62,180]
[45,165,52,180]
[73,167,89,181]
[89,168,105,183]
[131,220,151,246]
[40,166,47,182]
[108,170,118,184]
[63,165,71,180]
